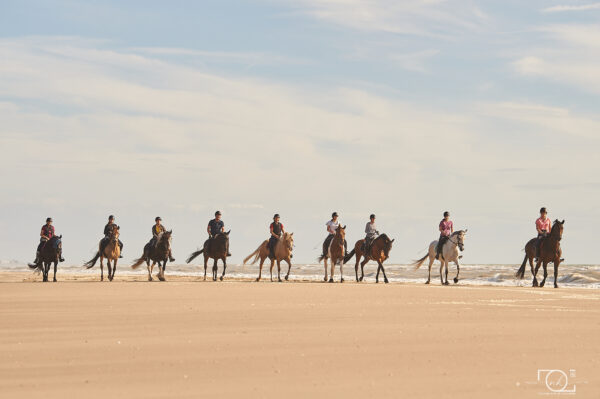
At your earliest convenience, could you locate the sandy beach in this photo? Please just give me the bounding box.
[0,272,598,398]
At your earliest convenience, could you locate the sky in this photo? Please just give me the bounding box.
[0,0,599,265]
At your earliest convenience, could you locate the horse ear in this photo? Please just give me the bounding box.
[391,238,395,243]
[561,220,565,224]
[463,229,468,233]
[169,229,172,233]
[343,225,347,229]
[290,232,293,236]
[226,230,231,235]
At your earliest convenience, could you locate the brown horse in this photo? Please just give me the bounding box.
[84,225,121,281]
[344,234,394,283]
[186,231,230,281]
[131,231,173,281]
[515,219,564,288]
[318,226,346,282]
[28,236,63,282]
[243,232,294,282]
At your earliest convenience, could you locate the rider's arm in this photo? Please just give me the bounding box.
[207,224,212,236]
[40,227,47,239]
[451,223,454,234]
[536,221,543,235]
[270,224,276,238]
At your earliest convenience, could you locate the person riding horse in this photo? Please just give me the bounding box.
[322,212,347,258]
[99,215,123,258]
[33,217,64,264]
[363,214,379,255]
[146,217,175,262]
[205,211,231,257]
[435,211,454,260]
[535,207,552,260]
[269,214,285,259]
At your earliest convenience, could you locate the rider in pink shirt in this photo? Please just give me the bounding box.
[435,211,454,259]
[535,207,552,259]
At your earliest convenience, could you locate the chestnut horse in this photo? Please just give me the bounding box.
[243,232,294,282]
[131,231,173,281]
[318,226,346,283]
[344,234,394,283]
[84,225,121,281]
[515,219,564,288]
[186,231,230,281]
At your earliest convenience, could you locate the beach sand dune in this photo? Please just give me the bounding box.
[0,273,598,398]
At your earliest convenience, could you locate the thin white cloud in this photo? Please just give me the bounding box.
[389,49,439,73]
[542,3,600,12]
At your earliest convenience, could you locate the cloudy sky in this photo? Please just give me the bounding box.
[1,0,598,265]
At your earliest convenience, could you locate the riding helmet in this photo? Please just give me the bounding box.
[46,217,53,223]
[273,213,280,219]
[443,211,450,217]
[215,211,222,216]
[370,214,376,219]
[540,207,547,214]
[108,215,115,220]
[332,212,338,217]
[155,216,162,221]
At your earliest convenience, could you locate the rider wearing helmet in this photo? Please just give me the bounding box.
[100,215,123,258]
[33,217,64,264]
[206,211,231,256]
[363,214,379,256]
[147,217,175,262]
[535,207,552,259]
[269,214,285,259]
[322,212,347,257]
[435,211,454,260]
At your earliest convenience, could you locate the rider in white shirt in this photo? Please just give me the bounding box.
[322,212,347,257]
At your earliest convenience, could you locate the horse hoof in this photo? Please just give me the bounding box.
[443,282,449,286]
[53,279,57,282]
[359,277,363,282]
[384,278,389,284]
[278,279,282,283]
[220,276,224,281]
[425,280,430,285]
[285,275,289,281]
[453,277,459,283]
[324,278,328,282]
[256,278,260,282]
[328,278,334,283]
[554,285,559,288]
[340,278,344,283]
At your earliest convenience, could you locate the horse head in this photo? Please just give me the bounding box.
[453,230,466,251]
[336,226,346,239]
[380,234,394,257]
[552,220,564,241]
[283,232,294,252]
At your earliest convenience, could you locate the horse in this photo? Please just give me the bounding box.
[84,225,121,281]
[243,232,294,282]
[28,235,63,282]
[318,226,346,283]
[344,234,395,283]
[411,230,467,285]
[515,219,564,288]
[186,231,230,281]
[131,231,173,281]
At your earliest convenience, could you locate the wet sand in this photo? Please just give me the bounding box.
[0,271,598,398]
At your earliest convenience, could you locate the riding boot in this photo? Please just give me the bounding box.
[33,251,40,265]
[119,241,124,258]
[269,245,275,259]
[59,254,65,262]
[344,239,348,257]
[168,249,175,262]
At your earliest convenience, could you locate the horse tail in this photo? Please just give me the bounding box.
[243,243,263,265]
[343,249,356,264]
[515,253,528,279]
[131,254,147,269]
[27,262,41,271]
[186,249,204,264]
[84,251,101,269]
[411,253,429,270]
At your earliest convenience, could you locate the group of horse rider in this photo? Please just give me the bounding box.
[32,207,556,264]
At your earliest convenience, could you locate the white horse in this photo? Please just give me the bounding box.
[411,230,467,285]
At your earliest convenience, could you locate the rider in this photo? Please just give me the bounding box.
[33,217,64,264]
[148,216,175,262]
[99,215,123,258]
[322,212,347,258]
[363,214,379,255]
[435,211,454,260]
[535,207,552,259]
[206,211,231,256]
[269,214,285,259]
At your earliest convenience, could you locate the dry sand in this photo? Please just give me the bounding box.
[0,271,598,398]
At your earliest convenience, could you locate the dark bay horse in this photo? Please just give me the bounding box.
[344,234,394,283]
[28,236,63,282]
[318,226,346,282]
[131,231,173,281]
[516,219,564,288]
[186,231,230,281]
[84,225,121,281]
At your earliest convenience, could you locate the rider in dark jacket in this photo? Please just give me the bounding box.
[269,214,285,259]
[205,211,231,256]
[33,217,65,264]
[99,215,123,258]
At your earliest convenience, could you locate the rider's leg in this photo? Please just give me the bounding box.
[435,236,445,260]
[322,234,333,257]
[269,238,276,259]
[169,249,175,262]
[118,239,124,258]
[344,239,348,256]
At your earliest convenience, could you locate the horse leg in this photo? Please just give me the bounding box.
[100,257,104,281]
[323,258,328,282]
[53,261,57,282]
[112,259,118,281]
[444,261,449,285]
[375,263,381,283]
[379,261,389,284]
[160,260,167,281]
[354,257,359,282]
[540,261,548,287]
[220,257,226,281]
[340,259,344,283]
[528,256,537,286]
[212,258,217,281]
[360,257,366,282]
[44,262,49,282]
[203,255,208,281]
[147,260,153,281]
[553,258,560,288]
[277,259,282,282]
[284,258,292,281]
[533,260,541,287]
[257,258,264,282]
[453,260,460,283]
[329,259,335,283]
[269,259,275,282]
[107,258,113,282]
[439,261,444,285]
